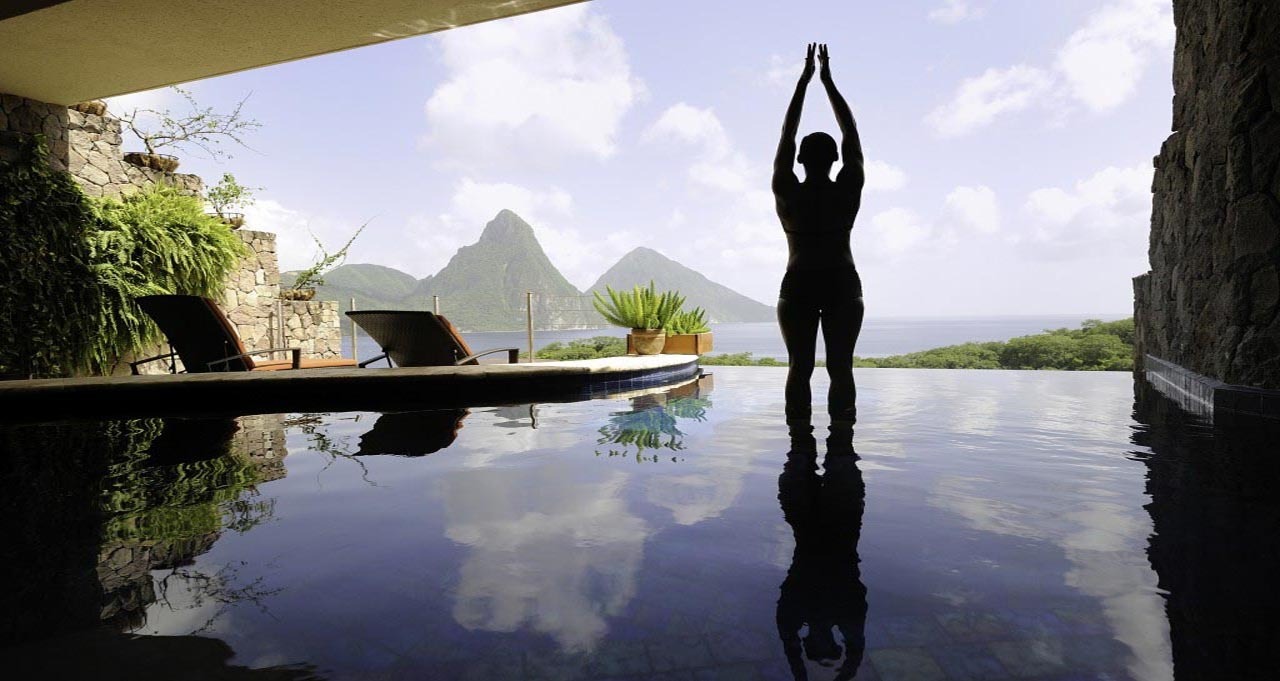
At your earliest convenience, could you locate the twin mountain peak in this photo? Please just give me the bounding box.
[289,209,774,332]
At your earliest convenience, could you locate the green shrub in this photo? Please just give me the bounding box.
[536,336,627,360]
[666,307,710,335]
[593,281,683,330]
[0,137,246,377]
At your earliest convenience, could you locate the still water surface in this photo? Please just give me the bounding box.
[2,368,1275,679]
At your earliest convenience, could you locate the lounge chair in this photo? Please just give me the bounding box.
[132,294,358,374]
[346,310,520,368]
[355,409,469,456]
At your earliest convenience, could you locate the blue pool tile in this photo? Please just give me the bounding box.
[931,643,1010,680]
[870,647,948,681]
[936,611,1013,643]
[989,638,1069,678]
[882,614,953,646]
[647,636,715,672]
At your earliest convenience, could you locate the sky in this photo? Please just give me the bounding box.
[105,0,1174,316]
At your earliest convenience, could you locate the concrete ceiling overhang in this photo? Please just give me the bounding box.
[0,0,587,105]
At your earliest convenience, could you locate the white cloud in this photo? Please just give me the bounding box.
[643,103,731,157]
[864,159,908,192]
[764,53,799,88]
[944,185,1001,233]
[926,65,1055,138]
[242,199,354,273]
[927,0,1173,135]
[442,463,648,653]
[1056,0,1175,111]
[1020,163,1153,259]
[408,179,635,287]
[868,207,933,257]
[929,0,984,24]
[422,5,644,168]
[644,102,756,193]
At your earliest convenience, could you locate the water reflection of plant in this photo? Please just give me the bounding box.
[154,560,284,635]
[99,420,273,543]
[284,413,378,485]
[595,396,711,458]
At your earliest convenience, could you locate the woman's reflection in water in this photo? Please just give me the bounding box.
[776,423,867,680]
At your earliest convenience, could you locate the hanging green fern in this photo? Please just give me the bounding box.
[592,281,684,330]
[0,137,246,377]
[0,135,104,378]
[87,185,247,371]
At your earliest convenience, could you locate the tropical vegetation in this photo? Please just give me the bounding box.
[0,137,246,377]
[666,307,710,335]
[285,222,368,296]
[532,319,1136,371]
[592,281,684,331]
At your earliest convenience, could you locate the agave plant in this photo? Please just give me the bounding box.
[665,307,710,335]
[592,282,684,330]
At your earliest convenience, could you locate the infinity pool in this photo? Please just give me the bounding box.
[2,367,1275,680]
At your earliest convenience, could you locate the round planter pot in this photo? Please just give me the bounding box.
[280,287,316,301]
[71,100,107,116]
[630,329,666,355]
[123,152,180,173]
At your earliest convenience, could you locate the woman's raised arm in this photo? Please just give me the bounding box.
[818,44,864,189]
[773,43,816,193]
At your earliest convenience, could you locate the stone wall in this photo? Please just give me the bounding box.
[3,91,347,373]
[1,92,202,197]
[1136,0,1280,388]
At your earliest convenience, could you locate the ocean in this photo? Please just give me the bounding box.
[342,314,1131,362]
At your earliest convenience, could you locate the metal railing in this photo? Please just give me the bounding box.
[343,291,608,363]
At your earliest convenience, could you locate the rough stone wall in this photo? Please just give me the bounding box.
[223,229,282,356]
[1,92,202,197]
[65,108,203,198]
[1138,0,1280,388]
[283,301,344,358]
[0,92,347,373]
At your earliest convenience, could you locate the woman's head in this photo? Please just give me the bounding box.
[797,132,838,170]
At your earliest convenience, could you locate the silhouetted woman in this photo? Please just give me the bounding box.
[776,424,867,680]
[773,44,865,428]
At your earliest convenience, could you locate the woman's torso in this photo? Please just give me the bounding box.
[777,180,859,272]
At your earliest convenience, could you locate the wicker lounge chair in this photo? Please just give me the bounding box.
[132,294,358,373]
[355,409,470,456]
[346,310,519,368]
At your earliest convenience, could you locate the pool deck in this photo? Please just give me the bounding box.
[0,355,700,424]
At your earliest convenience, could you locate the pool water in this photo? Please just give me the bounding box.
[2,367,1276,680]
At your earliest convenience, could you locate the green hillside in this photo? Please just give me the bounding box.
[411,210,592,331]
[289,212,774,332]
[282,263,428,315]
[589,247,774,323]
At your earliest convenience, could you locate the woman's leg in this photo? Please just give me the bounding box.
[822,296,865,425]
[778,297,820,424]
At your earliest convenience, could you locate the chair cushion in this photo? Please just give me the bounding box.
[251,358,358,371]
[435,315,475,363]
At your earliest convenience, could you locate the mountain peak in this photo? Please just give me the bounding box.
[479,209,536,243]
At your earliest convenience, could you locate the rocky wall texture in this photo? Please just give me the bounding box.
[1,92,202,197]
[65,108,203,198]
[1138,0,1280,388]
[4,91,346,373]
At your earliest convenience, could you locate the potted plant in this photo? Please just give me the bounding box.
[592,282,682,355]
[282,222,368,301]
[662,307,714,355]
[71,100,107,116]
[205,172,257,229]
[118,86,261,173]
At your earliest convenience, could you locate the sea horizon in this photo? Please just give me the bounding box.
[343,313,1131,361]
